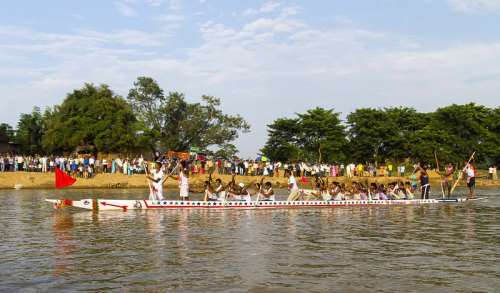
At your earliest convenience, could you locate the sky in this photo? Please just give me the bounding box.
[1,0,499,158]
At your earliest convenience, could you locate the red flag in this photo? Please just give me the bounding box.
[301,176,309,184]
[55,167,76,189]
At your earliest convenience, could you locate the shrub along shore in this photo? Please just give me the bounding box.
[0,172,498,191]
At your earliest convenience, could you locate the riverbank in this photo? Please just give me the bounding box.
[1,171,499,190]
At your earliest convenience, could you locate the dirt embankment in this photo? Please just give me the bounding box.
[0,171,499,190]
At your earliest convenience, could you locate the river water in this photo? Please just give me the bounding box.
[0,188,499,292]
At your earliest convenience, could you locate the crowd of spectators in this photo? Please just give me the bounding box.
[1,153,497,180]
[0,154,149,178]
[0,153,438,179]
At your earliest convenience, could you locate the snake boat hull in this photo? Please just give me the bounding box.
[45,197,484,211]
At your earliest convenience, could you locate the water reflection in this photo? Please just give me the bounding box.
[0,189,498,292]
[52,212,75,277]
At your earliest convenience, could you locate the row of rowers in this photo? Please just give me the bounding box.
[297,178,417,201]
[203,175,275,202]
[202,174,417,202]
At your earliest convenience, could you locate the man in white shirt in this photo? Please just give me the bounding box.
[287,173,301,201]
[465,163,476,198]
[488,166,495,180]
[147,162,165,200]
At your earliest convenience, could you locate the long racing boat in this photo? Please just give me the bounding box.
[45,197,484,211]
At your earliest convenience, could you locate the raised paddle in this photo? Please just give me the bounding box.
[143,162,155,201]
[161,162,181,184]
[255,177,265,205]
[450,151,476,195]
[434,150,445,199]
[204,171,214,202]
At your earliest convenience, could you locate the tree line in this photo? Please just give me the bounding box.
[0,77,250,158]
[261,104,500,167]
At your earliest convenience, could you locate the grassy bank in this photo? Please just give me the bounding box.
[0,171,499,190]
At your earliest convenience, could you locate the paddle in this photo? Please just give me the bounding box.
[161,162,181,184]
[204,171,213,202]
[255,177,264,205]
[224,174,236,202]
[450,151,476,196]
[143,161,155,201]
[434,150,445,199]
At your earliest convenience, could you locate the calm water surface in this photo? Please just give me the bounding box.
[0,188,499,292]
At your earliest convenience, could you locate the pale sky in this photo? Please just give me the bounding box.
[1,0,499,158]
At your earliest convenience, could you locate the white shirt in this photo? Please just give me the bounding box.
[288,175,299,190]
[466,167,475,178]
[150,169,164,200]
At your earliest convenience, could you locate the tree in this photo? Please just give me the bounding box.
[297,108,347,163]
[346,107,426,163]
[425,103,500,166]
[261,118,301,162]
[15,107,45,154]
[127,76,250,152]
[262,108,347,163]
[213,143,239,159]
[42,83,139,153]
[346,108,389,162]
[0,123,14,143]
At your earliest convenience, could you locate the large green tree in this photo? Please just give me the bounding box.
[15,107,45,154]
[298,107,347,163]
[413,103,500,166]
[0,123,14,143]
[42,83,139,153]
[261,118,301,162]
[262,108,347,163]
[127,76,250,152]
[346,107,426,163]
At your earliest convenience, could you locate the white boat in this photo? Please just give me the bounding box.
[45,197,484,211]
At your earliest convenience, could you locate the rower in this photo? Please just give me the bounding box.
[214,178,226,201]
[179,168,190,200]
[437,163,454,198]
[203,180,217,201]
[225,175,239,200]
[404,181,415,199]
[167,165,190,200]
[261,181,275,201]
[351,182,361,200]
[146,162,165,201]
[465,163,476,198]
[329,182,342,201]
[286,172,300,201]
[306,177,324,200]
[358,183,368,200]
[377,184,388,200]
[203,173,218,201]
[320,178,331,201]
[388,182,401,200]
[414,163,430,199]
[238,183,252,202]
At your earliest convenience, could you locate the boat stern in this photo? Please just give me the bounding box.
[45,198,96,210]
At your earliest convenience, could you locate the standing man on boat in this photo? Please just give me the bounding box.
[287,172,300,201]
[465,163,476,198]
[444,163,454,197]
[146,162,165,201]
[414,164,430,199]
[178,167,190,200]
[436,162,455,198]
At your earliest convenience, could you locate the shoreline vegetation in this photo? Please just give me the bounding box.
[1,172,499,191]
